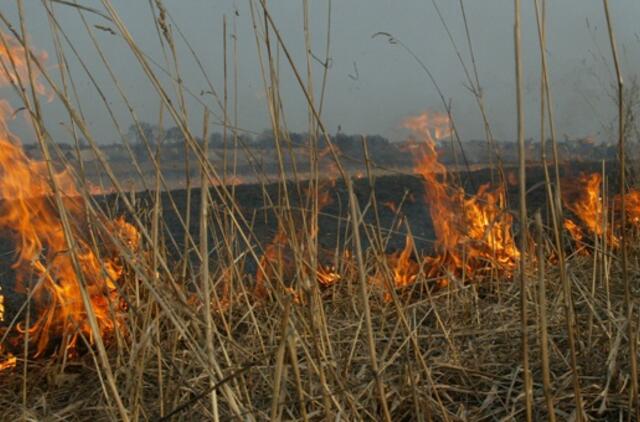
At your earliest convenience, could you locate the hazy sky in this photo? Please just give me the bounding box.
[3,1,640,144]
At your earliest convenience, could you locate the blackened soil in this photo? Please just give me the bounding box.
[123,161,606,262]
[0,161,608,323]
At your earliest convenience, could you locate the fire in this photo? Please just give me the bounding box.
[0,285,4,323]
[255,224,288,298]
[391,233,419,289]
[86,181,116,196]
[255,178,341,297]
[368,111,518,299]
[405,112,519,281]
[382,201,398,213]
[370,232,419,301]
[564,173,603,235]
[0,354,16,371]
[0,32,51,102]
[387,233,419,290]
[562,173,640,248]
[622,190,640,227]
[0,32,137,360]
[0,124,130,358]
[255,224,341,297]
[563,173,618,248]
[563,219,584,242]
[316,264,341,287]
[402,110,452,142]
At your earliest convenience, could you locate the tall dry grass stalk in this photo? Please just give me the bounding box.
[602,1,639,418]
[513,1,533,419]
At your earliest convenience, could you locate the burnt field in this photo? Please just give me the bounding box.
[141,161,605,258]
[0,160,610,332]
[0,163,615,324]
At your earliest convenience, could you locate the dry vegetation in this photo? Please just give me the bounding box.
[0,0,638,421]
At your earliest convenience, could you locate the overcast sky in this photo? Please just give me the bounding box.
[3,1,640,144]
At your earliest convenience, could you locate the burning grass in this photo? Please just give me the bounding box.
[1,106,638,419]
[0,235,638,420]
[0,3,639,420]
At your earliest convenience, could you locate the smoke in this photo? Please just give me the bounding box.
[2,1,639,145]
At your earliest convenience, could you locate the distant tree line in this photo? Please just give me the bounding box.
[124,123,408,166]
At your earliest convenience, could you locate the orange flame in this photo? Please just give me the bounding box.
[371,232,419,301]
[255,224,288,298]
[0,32,137,359]
[0,285,4,324]
[563,219,584,242]
[255,224,341,296]
[563,173,618,248]
[255,181,340,297]
[0,32,52,102]
[389,233,419,295]
[382,201,398,213]
[86,181,116,196]
[317,264,341,287]
[623,190,640,228]
[402,110,452,143]
[0,354,16,371]
[389,233,419,290]
[405,111,519,280]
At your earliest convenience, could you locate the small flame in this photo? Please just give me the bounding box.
[563,173,618,248]
[0,354,16,371]
[382,201,398,213]
[0,285,4,324]
[86,182,116,196]
[317,264,340,287]
[255,225,341,296]
[255,181,340,297]
[563,219,584,242]
[389,233,419,290]
[255,224,288,298]
[623,190,640,227]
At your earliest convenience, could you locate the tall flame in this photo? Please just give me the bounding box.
[0,32,137,359]
[405,111,519,280]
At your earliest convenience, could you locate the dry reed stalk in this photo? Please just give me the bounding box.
[53,5,203,261]
[434,0,507,188]
[0,9,242,419]
[513,0,533,418]
[536,211,556,421]
[532,1,584,417]
[346,177,391,421]
[271,298,292,420]
[601,1,639,418]
[199,108,220,420]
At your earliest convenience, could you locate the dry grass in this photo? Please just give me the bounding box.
[0,0,638,420]
[0,241,638,420]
